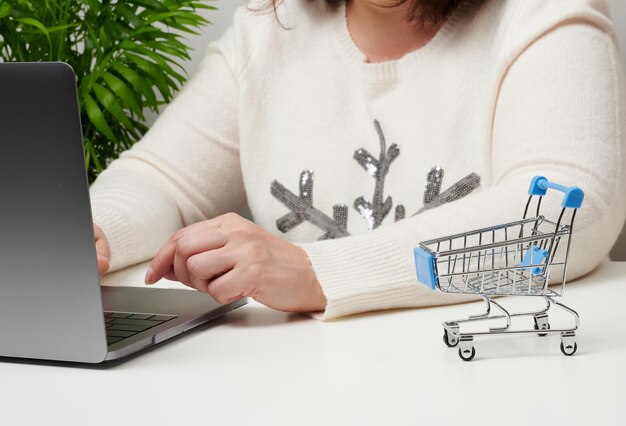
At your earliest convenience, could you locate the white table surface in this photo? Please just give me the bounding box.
[2,261,625,426]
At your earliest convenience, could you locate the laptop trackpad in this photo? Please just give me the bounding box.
[101,286,222,316]
[101,286,158,310]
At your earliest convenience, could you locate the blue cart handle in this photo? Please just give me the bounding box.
[528,176,584,209]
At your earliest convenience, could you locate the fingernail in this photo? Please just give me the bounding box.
[144,267,154,284]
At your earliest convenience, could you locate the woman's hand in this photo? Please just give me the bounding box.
[144,213,327,313]
[94,223,111,277]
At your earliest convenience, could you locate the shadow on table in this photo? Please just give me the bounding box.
[225,303,310,328]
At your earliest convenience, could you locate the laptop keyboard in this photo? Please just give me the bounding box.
[104,311,177,346]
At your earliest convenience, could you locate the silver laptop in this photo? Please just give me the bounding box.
[0,62,246,363]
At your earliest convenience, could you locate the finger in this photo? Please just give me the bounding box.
[147,211,245,284]
[93,223,104,239]
[173,231,228,286]
[147,221,226,284]
[94,226,111,259]
[151,265,198,290]
[186,248,236,292]
[97,255,109,277]
[205,268,246,305]
[162,265,178,282]
[146,237,177,284]
[95,238,110,259]
[181,214,229,232]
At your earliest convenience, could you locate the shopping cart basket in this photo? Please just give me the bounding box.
[414,176,584,361]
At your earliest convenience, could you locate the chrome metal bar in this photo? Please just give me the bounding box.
[430,232,569,258]
[436,263,565,278]
[550,297,580,330]
[535,196,543,218]
[420,216,546,247]
[477,232,482,271]
[468,295,491,319]
[487,298,511,332]
[560,209,577,295]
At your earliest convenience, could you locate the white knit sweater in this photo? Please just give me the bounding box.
[90,0,626,320]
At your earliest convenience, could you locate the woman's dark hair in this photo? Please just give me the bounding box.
[262,0,463,26]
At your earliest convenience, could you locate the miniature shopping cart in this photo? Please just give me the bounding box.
[414,176,584,361]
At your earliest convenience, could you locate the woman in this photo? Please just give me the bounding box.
[91,0,626,319]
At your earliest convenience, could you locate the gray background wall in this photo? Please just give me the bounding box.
[607,0,626,261]
[165,0,626,260]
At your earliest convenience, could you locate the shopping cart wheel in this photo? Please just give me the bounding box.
[560,341,577,356]
[458,346,476,361]
[533,314,550,337]
[560,332,577,356]
[443,330,459,347]
[533,322,550,337]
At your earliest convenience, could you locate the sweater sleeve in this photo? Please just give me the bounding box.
[299,22,626,320]
[89,24,245,272]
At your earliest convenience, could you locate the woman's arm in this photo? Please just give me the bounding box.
[144,19,626,320]
[297,22,626,319]
[90,24,246,273]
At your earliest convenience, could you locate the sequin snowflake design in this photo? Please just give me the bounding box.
[271,170,349,240]
[270,120,481,240]
[416,167,481,215]
[353,120,400,230]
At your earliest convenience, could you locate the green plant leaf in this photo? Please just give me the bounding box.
[126,53,173,100]
[126,0,165,10]
[45,0,63,10]
[162,21,201,36]
[15,17,50,38]
[110,62,158,107]
[81,0,101,12]
[144,40,190,60]
[144,10,188,26]
[85,138,104,172]
[92,82,136,133]
[83,93,119,143]
[46,23,80,33]
[102,72,144,118]
[84,140,92,170]
[120,41,186,82]
[98,26,111,50]
[0,3,12,19]
[192,3,217,11]
[114,4,143,28]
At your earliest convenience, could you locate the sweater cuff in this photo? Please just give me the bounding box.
[298,229,418,320]
[91,203,137,273]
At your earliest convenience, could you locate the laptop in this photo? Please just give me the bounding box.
[0,62,246,363]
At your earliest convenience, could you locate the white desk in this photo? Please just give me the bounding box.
[2,262,625,425]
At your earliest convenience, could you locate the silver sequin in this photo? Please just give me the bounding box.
[270,120,481,239]
[271,170,349,240]
[353,120,399,230]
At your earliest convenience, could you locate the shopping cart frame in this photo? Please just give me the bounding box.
[414,176,584,361]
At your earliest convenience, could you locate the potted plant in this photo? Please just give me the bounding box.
[0,0,215,182]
